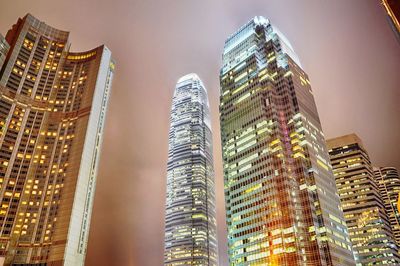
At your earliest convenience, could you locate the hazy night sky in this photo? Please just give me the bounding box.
[1,0,399,265]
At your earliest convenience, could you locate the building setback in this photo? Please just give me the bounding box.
[219,16,354,265]
[0,14,114,265]
[164,74,218,265]
[374,167,400,247]
[327,134,400,265]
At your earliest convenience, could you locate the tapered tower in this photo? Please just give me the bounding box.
[164,74,218,265]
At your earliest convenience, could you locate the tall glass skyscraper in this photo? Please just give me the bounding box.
[0,14,114,265]
[164,74,218,265]
[219,16,354,265]
[374,167,400,247]
[327,134,400,265]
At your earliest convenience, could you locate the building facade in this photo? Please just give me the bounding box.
[0,14,114,265]
[327,134,400,265]
[219,16,354,265]
[0,35,9,71]
[164,74,218,265]
[374,166,400,247]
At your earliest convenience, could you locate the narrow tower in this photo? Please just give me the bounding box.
[164,74,218,265]
[327,134,400,265]
[219,16,354,265]
[0,14,114,265]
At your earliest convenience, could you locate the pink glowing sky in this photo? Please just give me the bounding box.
[1,1,399,265]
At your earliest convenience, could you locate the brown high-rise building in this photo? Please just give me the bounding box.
[0,14,114,265]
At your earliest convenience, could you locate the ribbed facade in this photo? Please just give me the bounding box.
[327,134,400,265]
[0,14,114,265]
[0,35,9,71]
[374,167,400,247]
[164,74,218,265]
[220,16,354,265]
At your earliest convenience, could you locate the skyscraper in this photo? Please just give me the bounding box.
[164,74,218,265]
[381,0,400,41]
[0,35,9,70]
[327,134,400,265]
[374,166,400,247]
[0,14,114,265]
[219,16,354,265]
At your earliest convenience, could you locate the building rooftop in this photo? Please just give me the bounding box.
[326,133,365,150]
[177,73,200,83]
[223,16,301,67]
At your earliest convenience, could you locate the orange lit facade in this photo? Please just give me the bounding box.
[0,14,114,265]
